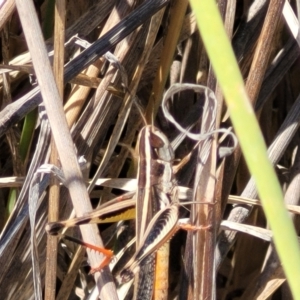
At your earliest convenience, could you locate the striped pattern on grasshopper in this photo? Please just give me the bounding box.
[46,125,207,298]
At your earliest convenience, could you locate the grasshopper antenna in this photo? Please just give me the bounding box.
[132,95,148,126]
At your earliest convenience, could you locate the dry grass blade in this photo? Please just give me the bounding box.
[0,0,15,32]
[145,0,188,123]
[245,0,285,106]
[15,0,118,299]
[0,0,162,138]
[63,0,170,81]
[44,1,66,299]
[216,0,286,267]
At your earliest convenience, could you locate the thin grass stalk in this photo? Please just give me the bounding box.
[45,1,66,299]
[145,0,189,122]
[14,0,118,298]
[193,142,217,299]
[245,0,285,107]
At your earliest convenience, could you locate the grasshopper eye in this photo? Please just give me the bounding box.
[149,130,165,148]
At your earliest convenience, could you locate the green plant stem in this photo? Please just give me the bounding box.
[189,0,300,298]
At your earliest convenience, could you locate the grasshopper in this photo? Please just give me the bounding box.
[46,125,208,297]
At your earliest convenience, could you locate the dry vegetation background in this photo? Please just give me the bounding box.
[0,0,300,299]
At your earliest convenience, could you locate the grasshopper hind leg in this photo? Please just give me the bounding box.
[63,235,114,274]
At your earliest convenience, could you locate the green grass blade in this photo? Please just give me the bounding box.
[189,0,300,298]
